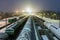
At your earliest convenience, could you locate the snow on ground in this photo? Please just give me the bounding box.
[36,15,60,28]
[41,35,49,40]
[0,20,9,28]
[0,21,6,28]
[0,20,9,33]
[42,17,59,28]
[0,16,23,33]
[0,27,7,33]
[36,15,60,39]
[0,16,19,33]
[0,16,18,28]
[0,18,11,33]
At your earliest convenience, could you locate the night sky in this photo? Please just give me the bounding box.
[0,0,60,12]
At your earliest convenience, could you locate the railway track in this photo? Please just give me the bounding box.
[32,16,59,40]
[0,16,60,40]
[0,16,25,29]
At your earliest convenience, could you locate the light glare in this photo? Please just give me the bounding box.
[26,7,32,13]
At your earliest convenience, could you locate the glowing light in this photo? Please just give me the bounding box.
[22,6,35,16]
[25,7,32,13]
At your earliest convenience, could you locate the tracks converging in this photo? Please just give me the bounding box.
[0,16,60,40]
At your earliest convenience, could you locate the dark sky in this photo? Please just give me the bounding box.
[0,0,60,12]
